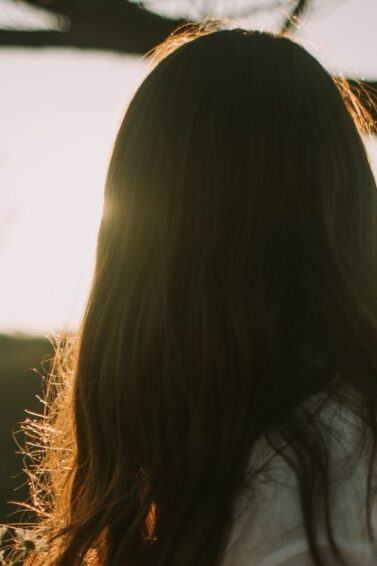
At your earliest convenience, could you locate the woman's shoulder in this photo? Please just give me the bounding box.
[222,391,377,565]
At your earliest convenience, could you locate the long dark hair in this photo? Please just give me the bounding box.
[19,24,377,565]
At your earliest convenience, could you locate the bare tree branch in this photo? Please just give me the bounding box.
[0,0,185,53]
[281,0,310,33]
[0,29,66,46]
[1,1,376,134]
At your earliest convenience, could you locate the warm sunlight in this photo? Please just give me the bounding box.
[1,3,377,561]
[0,51,148,334]
[0,0,377,334]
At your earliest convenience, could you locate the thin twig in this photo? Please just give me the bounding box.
[281,0,310,33]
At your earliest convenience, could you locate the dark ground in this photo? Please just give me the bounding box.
[0,334,53,525]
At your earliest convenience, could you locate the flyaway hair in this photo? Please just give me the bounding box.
[10,23,377,566]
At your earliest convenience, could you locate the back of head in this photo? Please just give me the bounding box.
[103,26,376,396]
[22,25,377,566]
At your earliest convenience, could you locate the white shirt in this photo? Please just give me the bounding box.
[222,392,377,565]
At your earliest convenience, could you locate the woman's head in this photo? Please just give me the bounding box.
[22,26,377,566]
[97,24,376,417]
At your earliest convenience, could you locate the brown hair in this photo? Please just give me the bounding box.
[16,24,377,565]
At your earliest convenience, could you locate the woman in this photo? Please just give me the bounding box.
[19,24,377,565]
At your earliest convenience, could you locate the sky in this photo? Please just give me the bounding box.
[0,0,377,335]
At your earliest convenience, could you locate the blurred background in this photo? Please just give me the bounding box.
[0,0,376,526]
